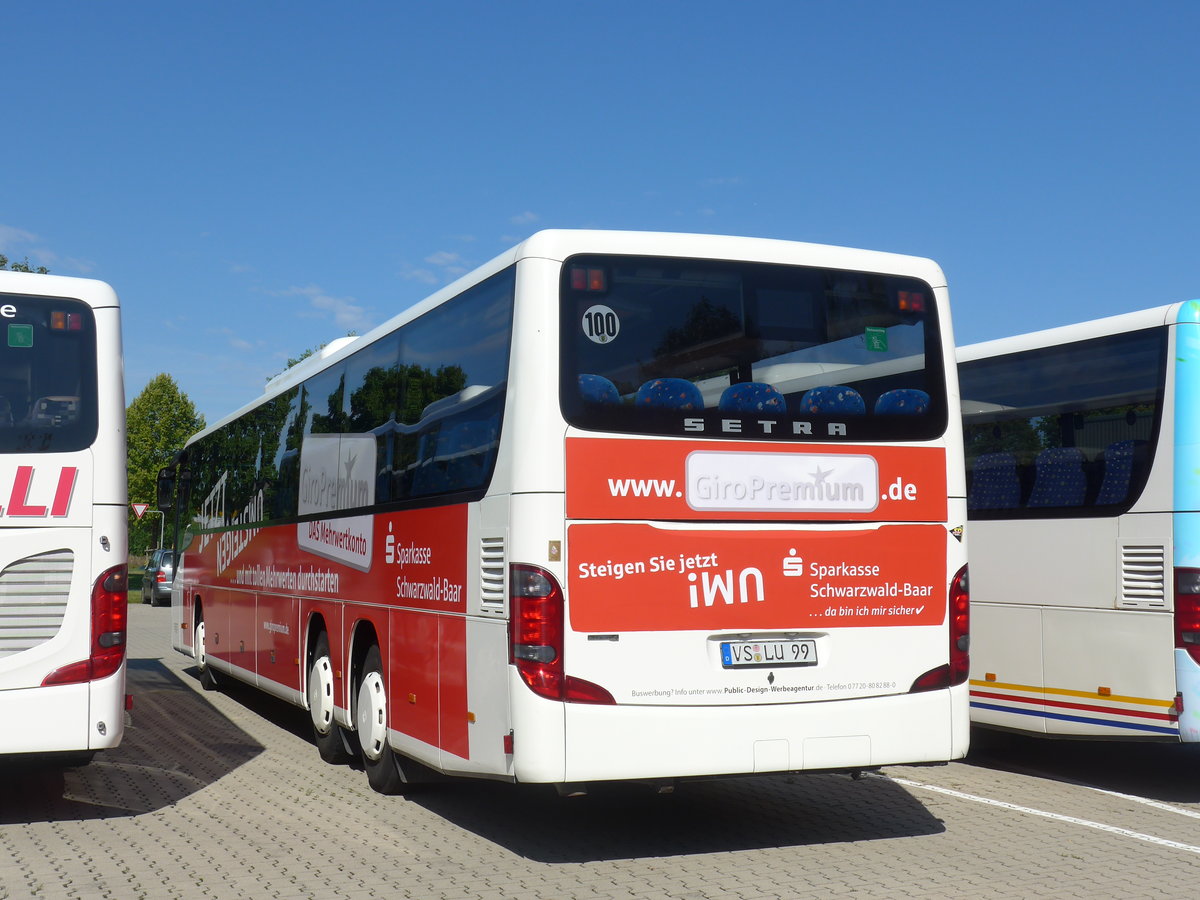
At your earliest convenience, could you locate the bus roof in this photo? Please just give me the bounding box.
[956,303,1188,364]
[192,229,948,442]
[0,270,119,309]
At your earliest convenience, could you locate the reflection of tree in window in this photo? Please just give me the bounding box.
[254,394,293,518]
[654,297,739,357]
[965,419,1041,459]
[401,364,467,424]
[347,365,402,432]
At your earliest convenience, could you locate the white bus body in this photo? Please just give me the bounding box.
[0,271,128,762]
[960,302,1200,741]
[165,231,969,793]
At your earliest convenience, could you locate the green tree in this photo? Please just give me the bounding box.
[0,252,49,274]
[126,374,205,553]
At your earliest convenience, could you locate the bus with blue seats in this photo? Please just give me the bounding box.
[159,230,968,795]
[959,302,1200,742]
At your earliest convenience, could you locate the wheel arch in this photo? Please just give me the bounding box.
[303,612,330,710]
[348,617,383,701]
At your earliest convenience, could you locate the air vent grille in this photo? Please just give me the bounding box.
[0,549,75,658]
[480,537,506,607]
[1118,543,1166,609]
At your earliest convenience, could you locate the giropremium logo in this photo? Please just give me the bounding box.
[296,434,376,571]
[685,451,878,513]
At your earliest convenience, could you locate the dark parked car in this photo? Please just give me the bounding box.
[142,549,175,606]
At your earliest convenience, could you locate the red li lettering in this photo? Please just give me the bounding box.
[8,466,48,517]
[52,467,78,517]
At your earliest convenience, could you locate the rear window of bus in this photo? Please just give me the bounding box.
[559,255,946,442]
[0,296,98,453]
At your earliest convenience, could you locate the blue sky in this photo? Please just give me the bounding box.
[2,1,1198,424]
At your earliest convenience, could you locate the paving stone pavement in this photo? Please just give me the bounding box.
[4,604,1200,898]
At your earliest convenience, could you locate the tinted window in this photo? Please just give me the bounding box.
[959,327,1167,517]
[374,267,514,502]
[179,266,516,541]
[560,256,946,442]
[0,296,98,452]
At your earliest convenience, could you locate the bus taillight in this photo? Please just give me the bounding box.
[509,564,614,705]
[42,564,128,686]
[909,564,969,693]
[1174,568,1200,664]
[949,565,970,685]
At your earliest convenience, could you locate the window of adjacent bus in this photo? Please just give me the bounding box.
[559,256,945,441]
[959,327,1166,517]
[0,296,97,453]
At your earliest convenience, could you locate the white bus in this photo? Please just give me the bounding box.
[959,302,1200,742]
[0,271,128,765]
[160,230,969,794]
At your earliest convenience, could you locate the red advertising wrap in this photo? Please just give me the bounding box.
[199,505,469,616]
[565,437,949,632]
[188,503,471,759]
[566,437,948,522]
[568,522,947,632]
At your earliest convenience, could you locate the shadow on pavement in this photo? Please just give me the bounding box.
[403,769,946,862]
[965,727,1200,803]
[0,657,264,824]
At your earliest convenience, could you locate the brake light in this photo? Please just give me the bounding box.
[896,290,926,314]
[910,564,969,692]
[155,571,168,584]
[49,310,84,331]
[509,564,614,704]
[42,564,128,686]
[1174,568,1200,665]
[949,564,970,684]
[569,266,607,292]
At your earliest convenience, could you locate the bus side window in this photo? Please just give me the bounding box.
[1027,447,1087,508]
[967,452,1021,510]
[1097,440,1137,505]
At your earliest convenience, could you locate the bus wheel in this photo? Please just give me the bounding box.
[355,645,404,794]
[308,633,351,764]
[195,612,220,692]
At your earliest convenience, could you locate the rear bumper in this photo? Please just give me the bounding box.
[510,672,968,783]
[1176,649,1200,742]
[0,665,125,755]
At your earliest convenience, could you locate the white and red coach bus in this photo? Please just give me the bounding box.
[0,271,128,765]
[161,230,969,794]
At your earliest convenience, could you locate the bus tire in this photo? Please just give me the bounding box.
[309,633,352,764]
[355,644,405,794]
[195,611,220,692]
